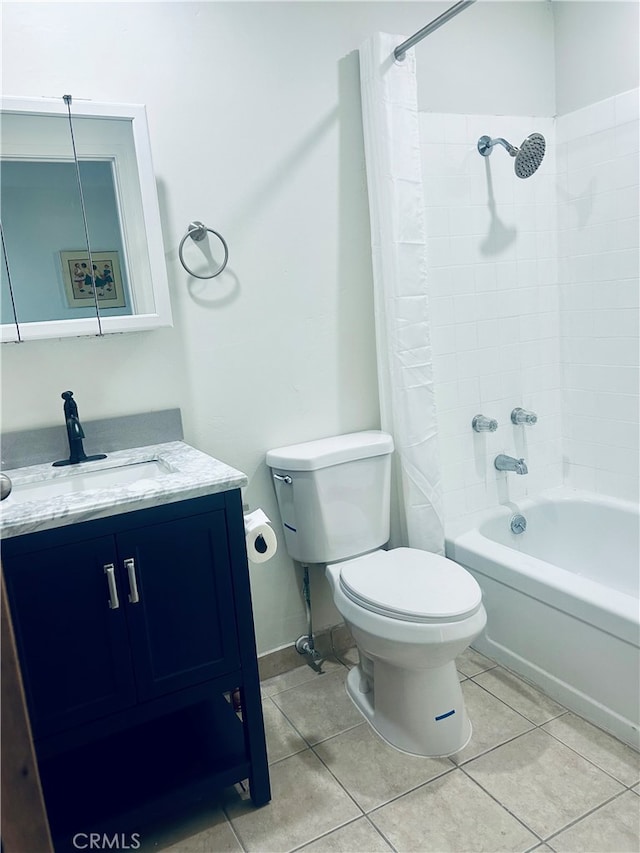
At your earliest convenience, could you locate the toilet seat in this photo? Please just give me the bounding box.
[338,547,482,624]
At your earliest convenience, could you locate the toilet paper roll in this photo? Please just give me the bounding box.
[244,508,278,564]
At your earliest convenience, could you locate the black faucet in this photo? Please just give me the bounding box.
[53,391,107,467]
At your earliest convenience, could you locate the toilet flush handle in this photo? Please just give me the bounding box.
[273,473,292,485]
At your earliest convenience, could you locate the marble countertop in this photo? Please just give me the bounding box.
[0,441,248,539]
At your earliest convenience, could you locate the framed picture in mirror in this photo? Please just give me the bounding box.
[60,250,126,309]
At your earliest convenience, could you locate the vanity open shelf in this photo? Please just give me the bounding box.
[2,485,270,850]
[39,694,250,849]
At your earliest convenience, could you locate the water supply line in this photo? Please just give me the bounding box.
[295,564,324,673]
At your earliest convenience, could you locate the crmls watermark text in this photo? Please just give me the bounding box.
[72,833,141,850]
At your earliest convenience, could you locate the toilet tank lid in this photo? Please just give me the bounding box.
[266,431,394,471]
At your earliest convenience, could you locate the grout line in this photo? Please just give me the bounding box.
[467,671,569,728]
[261,661,347,700]
[303,723,469,827]
[363,813,399,852]
[468,665,637,781]
[308,735,372,816]
[457,764,545,847]
[266,746,311,769]
[452,725,538,769]
[263,701,310,767]
[224,808,248,853]
[358,764,459,816]
[287,814,398,853]
[304,720,365,749]
[526,841,555,853]
[266,710,315,755]
[458,728,638,850]
[288,750,372,852]
[266,699,364,758]
[466,674,539,719]
[287,816,364,853]
[333,650,357,669]
[539,720,640,789]
[221,791,251,853]
[542,786,636,848]
[457,664,499,678]
[317,753,460,819]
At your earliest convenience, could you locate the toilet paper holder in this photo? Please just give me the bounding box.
[243,508,278,564]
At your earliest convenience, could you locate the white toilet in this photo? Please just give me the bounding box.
[266,430,487,757]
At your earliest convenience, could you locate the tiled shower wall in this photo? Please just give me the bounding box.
[557,89,639,504]
[419,113,562,529]
[420,91,639,528]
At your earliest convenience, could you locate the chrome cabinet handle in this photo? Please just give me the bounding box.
[273,473,292,484]
[124,558,140,604]
[104,563,120,610]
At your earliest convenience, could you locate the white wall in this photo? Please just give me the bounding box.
[553,1,640,114]
[413,0,556,115]
[1,2,557,654]
[557,89,640,502]
[553,0,639,503]
[2,161,131,322]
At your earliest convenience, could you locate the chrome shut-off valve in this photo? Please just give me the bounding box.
[511,407,538,426]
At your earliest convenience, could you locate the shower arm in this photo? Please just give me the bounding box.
[477,136,519,158]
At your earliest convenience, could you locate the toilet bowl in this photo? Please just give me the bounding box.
[327,548,486,756]
[266,430,487,757]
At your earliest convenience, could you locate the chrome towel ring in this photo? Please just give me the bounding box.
[178,221,229,279]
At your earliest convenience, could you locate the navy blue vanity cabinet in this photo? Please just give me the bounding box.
[4,508,241,738]
[116,509,241,702]
[2,535,137,738]
[2,489,270,848]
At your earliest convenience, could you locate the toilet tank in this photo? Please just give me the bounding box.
[266,431,394,564]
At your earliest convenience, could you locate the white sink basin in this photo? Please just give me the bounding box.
[7,460,170,506]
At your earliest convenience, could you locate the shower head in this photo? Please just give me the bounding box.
[477,132,546,178]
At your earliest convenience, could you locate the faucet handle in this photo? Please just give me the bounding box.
[472,414,498,433]
[511,407,538,426]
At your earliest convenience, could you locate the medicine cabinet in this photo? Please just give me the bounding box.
[0,96,172,342]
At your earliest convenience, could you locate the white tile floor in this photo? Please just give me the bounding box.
[151,649,640,853]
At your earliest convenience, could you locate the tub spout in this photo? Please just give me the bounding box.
[495,454,528,475]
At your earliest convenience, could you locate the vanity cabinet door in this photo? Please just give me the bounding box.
[3,536,137,739]
[117,510,241,702]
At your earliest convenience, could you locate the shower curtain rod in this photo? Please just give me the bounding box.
[394,0,477,61]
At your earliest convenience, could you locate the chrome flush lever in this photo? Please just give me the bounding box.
[273,473,292,484]
[124,558,140,604]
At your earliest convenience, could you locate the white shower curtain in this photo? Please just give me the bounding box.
[359,32,445,555]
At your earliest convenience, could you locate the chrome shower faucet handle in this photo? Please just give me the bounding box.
[511,407,538,426]
[472,415,498,432]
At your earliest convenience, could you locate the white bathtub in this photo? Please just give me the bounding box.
[446,488,640,750]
